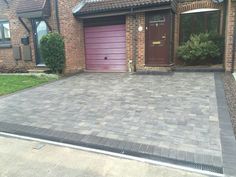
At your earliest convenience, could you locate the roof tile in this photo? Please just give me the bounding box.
[16,0,46,13]
[77,0,171,14]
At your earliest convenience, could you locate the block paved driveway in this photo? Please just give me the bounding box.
[0,73,223,171]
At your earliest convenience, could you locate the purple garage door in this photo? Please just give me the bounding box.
[84,24,127,72]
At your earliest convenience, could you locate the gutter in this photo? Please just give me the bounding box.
[54,0,60,33]
[73,2,172,17]
[131,8,137,72]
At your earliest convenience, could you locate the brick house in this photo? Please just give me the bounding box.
[0,0,235,73]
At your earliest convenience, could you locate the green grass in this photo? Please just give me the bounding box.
[0,75,57,96]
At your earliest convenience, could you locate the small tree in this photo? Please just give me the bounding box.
[40,32,65,73]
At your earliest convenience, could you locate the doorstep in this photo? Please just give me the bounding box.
[136,65,174,74]
[28,67,50,73]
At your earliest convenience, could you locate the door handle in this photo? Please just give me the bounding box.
[104,57,108,60]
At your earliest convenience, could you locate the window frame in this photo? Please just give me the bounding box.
[179,10,221,44]
[0,20,11,44]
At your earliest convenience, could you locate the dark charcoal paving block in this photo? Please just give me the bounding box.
[146,145,154,154]
[30,130,63,142]
[194,154,204,164]
[32,127,46,135]
[104,138,113,147]
[89,136,102,145]
[160,148,169,158]
[0,122,16,132]
[131,142,141,152]
[63,133,83,144]
[153,146,162,156]
[123,141,133,150]
[213,156,222,167]
[203,155,214,166]
[16,125,32,132]
[81,135,91,143]
[186,152,195,162]
[176,150,186,161]
[224,167,236,177]
[55,131,69,140]
[109,139,120,148]
[139,144,148,153]
[117,141,126,150]
[98,137,108,146]
[169,149,177,159]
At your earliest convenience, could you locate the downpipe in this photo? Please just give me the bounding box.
[131,8,137,72]
[54,0,60,33]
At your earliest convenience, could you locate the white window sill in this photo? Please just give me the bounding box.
[36,64,46,67]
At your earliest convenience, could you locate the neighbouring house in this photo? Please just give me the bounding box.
[0,0,235,73]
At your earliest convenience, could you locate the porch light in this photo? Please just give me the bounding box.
[138,26,143,32]
[181,8,220,14]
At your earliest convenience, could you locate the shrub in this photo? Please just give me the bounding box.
[209,32,225,64]
[177,33,221,65]
[40,32,65,73]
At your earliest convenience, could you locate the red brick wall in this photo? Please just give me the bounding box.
[0,0,57,71]
[126,13,146,71]
[0,0,35,70]
[1,0,235,73]
[136,13,146,69]
[58,0,85,74]
[225,1,236,72]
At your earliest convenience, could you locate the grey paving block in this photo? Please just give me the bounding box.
[0,73,224,169]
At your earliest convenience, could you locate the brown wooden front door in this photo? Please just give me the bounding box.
[145,12,170,66]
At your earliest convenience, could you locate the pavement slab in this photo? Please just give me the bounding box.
[0,136,211,177]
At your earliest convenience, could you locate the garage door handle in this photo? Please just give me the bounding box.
[104,57,108,60]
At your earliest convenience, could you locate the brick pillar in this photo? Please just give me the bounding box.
[58,0,85,74]
[173,12,180,64]
[126,13,145,71]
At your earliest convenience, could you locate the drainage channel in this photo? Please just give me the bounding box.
[0,132,224,177]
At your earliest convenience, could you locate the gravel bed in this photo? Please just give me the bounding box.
[224,73,236,138]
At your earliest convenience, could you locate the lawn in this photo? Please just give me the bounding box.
[0,75,57,96]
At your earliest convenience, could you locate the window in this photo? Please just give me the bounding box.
[149,15,165,23]
[0,21,11,43]
[180,10,220,43]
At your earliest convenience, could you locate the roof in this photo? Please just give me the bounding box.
[16,0,45,13]
[16,0,50,18]
[73,0,173,17]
